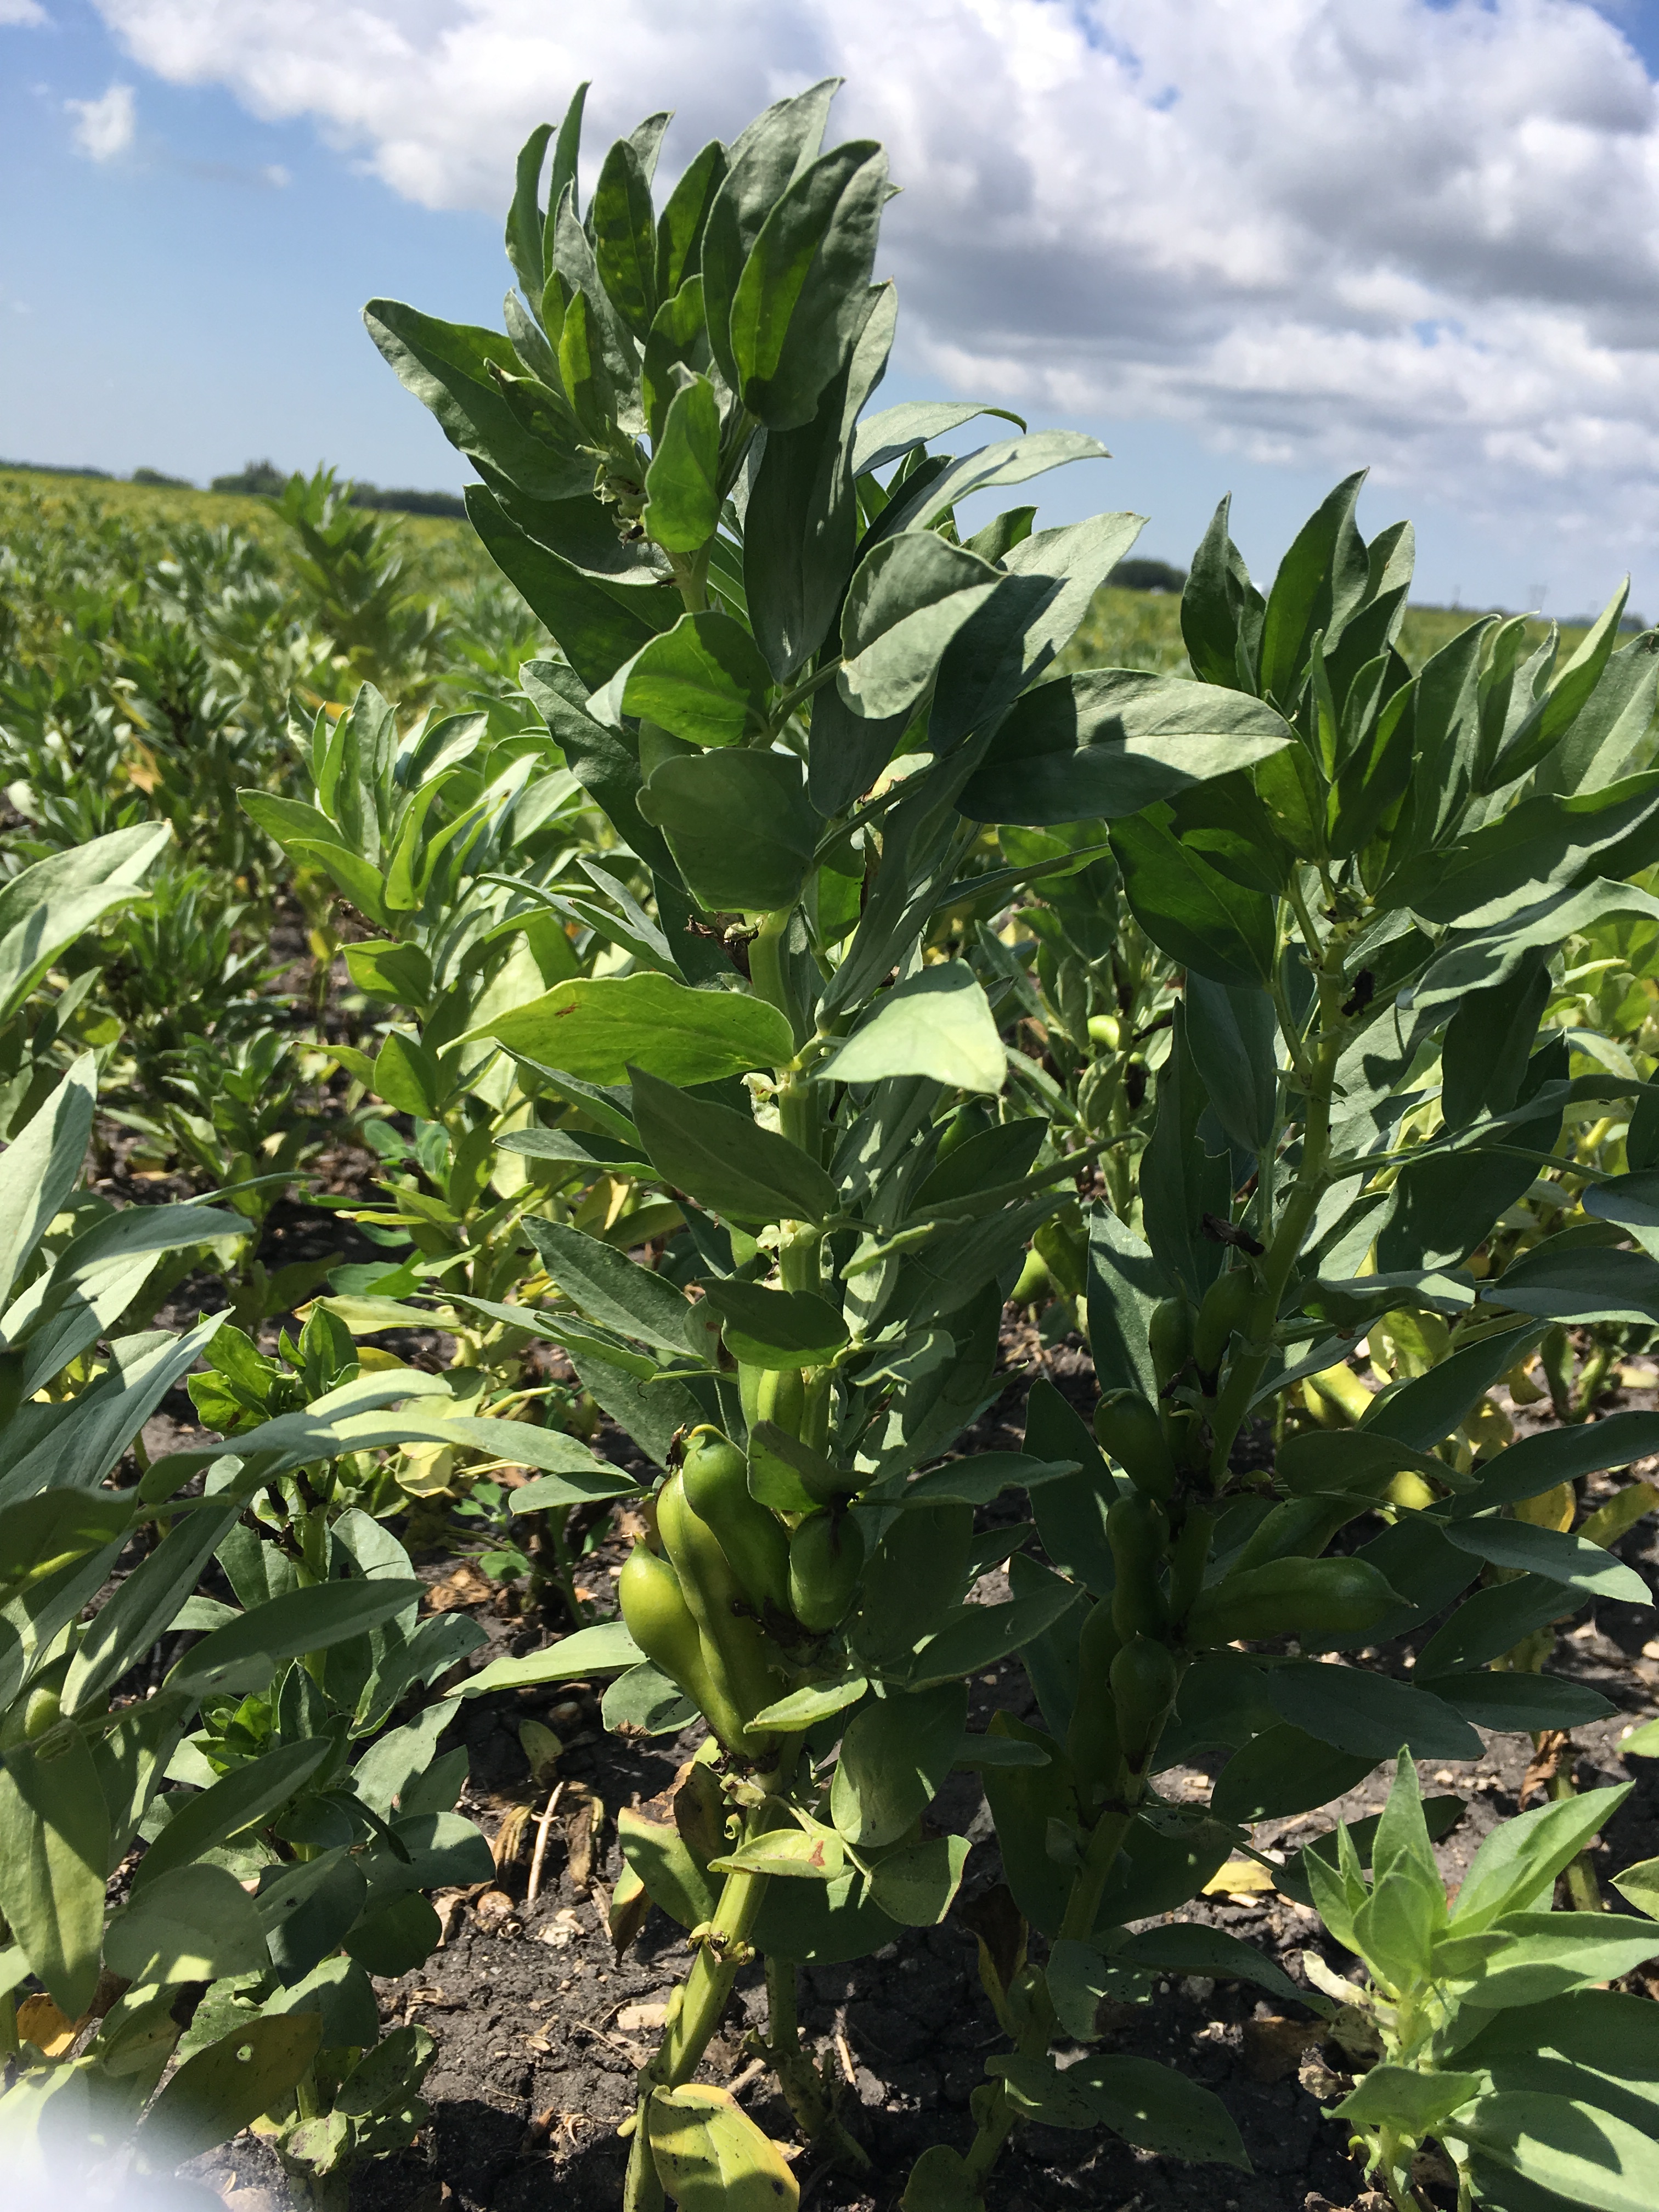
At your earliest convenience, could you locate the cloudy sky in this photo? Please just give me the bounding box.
[4,1,1659,616]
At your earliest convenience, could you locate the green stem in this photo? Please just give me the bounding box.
[1549,1758,1604,1910]
[623,1846,772,2211]
[1057,1807,1137,1943]
[759,1953,870,2170]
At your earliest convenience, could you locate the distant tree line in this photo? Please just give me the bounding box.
[1105,556,1187,592]
[208,460,466,517]
[0,456,466,519]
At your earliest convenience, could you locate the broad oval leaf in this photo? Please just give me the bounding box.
[962,669,1294,825]
[470,970,795,1086]
[817,964,1005,1094]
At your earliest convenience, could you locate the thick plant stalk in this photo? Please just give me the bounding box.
[757,1954,870,2171]
[623,1841,773,2212]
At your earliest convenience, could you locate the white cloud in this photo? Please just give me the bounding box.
[0,2,49,26]
[84,1,1659,588]
[66,81,136,162]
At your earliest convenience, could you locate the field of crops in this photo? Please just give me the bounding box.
[5,76,1659,2212]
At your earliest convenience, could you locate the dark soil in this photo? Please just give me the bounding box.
[190,1333,1659,2212]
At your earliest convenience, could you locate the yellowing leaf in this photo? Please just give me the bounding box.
[15,1992,78,2056]
[648,2083,799,2210]
[1202,1857,1278,1896]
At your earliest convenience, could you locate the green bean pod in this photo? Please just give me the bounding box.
[1065,1598,1126,1804]
[1107,1491,1170,1640]
[680,1425,791,1616]
[656,1472,781,1745]
[1184,1555,1403,1647]
[1109,1635,1180,1771]
[787,1509,865,1633]
[1093,1390,1177,1502]
[1193,1266,1256,1391]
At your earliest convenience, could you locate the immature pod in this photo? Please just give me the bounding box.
[1086,1012,1121,1051]
[756,1366,806,1441]
[1184,1555,1403,1647]
[1193,1267,1256,1391]
[936,1100,992,1163]
[1167,1504,1216,1624]
[1093,1391,1176,1502]
[680,1425,791,1617]
[1148,1295,1193,1389]
[618,1544,741,1742]
[787,1509,865,1634]
[1110,1634,1180,1772]
[1064,1599,1125,1803]
[738,1363,764,1434]
[656,1473,780,1741]
[1107,1492,1170,1640]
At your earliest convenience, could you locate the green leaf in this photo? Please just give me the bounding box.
[171,1577,424,1697]
[839,533,1003,720]
[881,430,1110,539]
[647,2080,804,2210]
[1110,809,1277,987]
[61,1497,241,1718]
[1116,1922,1314,2011]
[749,1675,868,1730]
[1085,1204,1167,1404]
[601,610,773,748]
[699,78,841,390]
[962,670,1293,826]
[602,1660,698,1739]
[1183,977,1278,1154]
[505,121,554,302]
[1412,878,1659,1015]
[104,1861,269,1985]
[642,374,722,551]
[618,1805,719,1931]
[448,1620,644,1698]
[0,1053,96,1308]
[0,1723,109,2016]
[1459,2089,1659,2212]
[831,1682,967,1848]
[709,1823,844,1881]
[701,1280,849,1367]
[901,2143,985,2212]
[747,284,895,685]
[1614,1856,1659,1920]
[629,1068,838,1234]
[472,970,794,1086]
[1432,1670,1612,1733]
[1257,472,1368,709]
[371,1029,445,1119]
[816,964,1005,1093]
[1451,1785,1633,1931]
[363,301,590,501]
[1363,1318,1544,1451]
[1492,578,1633,787]
[134,1739,336,1889]
[136,2013,325,2170]
[591,133,658,337]
[1416,1573,1577,1677]
[729,140,888,429]
[1266,1661,1483,1763]
[1336,2063,1482,2131]
[1439,1518,1650,1602]
[907,1561,1082,1689]
[868,1833,972,1926]
[996,2052,1250,2166]
[637,749,820,912]
[1458,1913,1659,2010]
[900,1452,1081,1508]
[0,1489,134,1606]
[1181,494,1265,691]
[466,485,669,691]
[656,140,726,300]
[1211,1725,1375,1825]
[524,1216,698,1355]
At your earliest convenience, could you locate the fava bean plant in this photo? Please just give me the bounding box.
[370,77,1659,2212]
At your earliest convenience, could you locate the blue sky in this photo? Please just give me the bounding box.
[6,1,1659,619]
